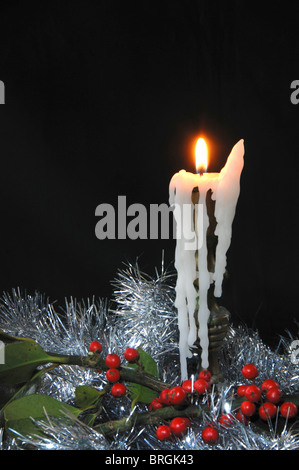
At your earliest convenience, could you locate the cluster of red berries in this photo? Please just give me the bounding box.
[153,370,212,441]
[89,341,140,398]
[201,363,298,445]
[236,364,298,422]
[88,344,298,445]
[150,370,211,412]
[217,363,298,431]
[182,369,212,396]
[156,417,191,441]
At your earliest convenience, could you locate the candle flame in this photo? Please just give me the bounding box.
[195,137,208,174]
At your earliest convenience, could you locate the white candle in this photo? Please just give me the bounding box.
[169,139,244,380]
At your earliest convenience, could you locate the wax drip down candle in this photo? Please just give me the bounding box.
[169,138,244,380]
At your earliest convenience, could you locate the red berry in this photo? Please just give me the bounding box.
[266,387,282,404]
[242,364,259,380]
[148,398,164,411]
[235,410,248,425]
[258,402,277,420]
[198,370,212,382]
[201,426,219,445]
[106,368,120,383]
[237,385,248,397]
[219,413,234,428]
[182,380,193,394]
[159,388,172,405]
[168,386,187,405]
[280,402,298,419]
[240,400,256,417]
[105,353,121,369]
[244,384,261,403]
[261,379,280,394]
[182,417,191,428]
[89,341,102,353]
[111,383,126,397]
[124,348,139,363]
[169,417,188,437]
[156,425,172,441]
[194,378,210,395]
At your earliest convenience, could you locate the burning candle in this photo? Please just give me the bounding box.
[169,138,244,380]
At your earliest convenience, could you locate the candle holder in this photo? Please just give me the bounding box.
[195,290,231,383]
[191,187,231,383]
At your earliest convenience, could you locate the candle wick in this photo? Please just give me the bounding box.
[197,167,205,176]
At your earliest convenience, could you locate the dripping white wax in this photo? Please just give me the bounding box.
[169,139,244,380]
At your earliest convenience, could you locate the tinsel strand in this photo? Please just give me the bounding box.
[0,262,298,450]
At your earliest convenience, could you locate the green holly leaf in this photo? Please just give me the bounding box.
[126,347,159,406]
[75,385,108,428]
[4,394,81,438]
[0,363,59,425]
[0,340,69,385]
[75,385,104,410]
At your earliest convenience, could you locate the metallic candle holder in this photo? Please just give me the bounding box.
[191,186,230,382]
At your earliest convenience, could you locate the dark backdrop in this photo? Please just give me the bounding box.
[0,1,298,348]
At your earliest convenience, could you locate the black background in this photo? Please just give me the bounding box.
[0,1,298,348]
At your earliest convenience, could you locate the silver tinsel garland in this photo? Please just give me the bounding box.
[0,262,298,450]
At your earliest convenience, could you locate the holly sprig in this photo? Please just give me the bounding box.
[0,330,198,441]
[0,329,298,446]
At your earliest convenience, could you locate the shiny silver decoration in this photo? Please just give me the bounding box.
[0,266,298,450]
[219,325,299,395]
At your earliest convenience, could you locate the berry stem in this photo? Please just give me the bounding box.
[52,352,172,393]
[93,404,202,436]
